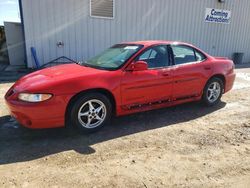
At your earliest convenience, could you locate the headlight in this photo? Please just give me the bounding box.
[18,93,53,102]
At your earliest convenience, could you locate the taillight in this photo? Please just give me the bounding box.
[228,63,234,74]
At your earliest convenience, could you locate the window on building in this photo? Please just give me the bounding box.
[137,45,169,69]
[90,0,114,19]
[171,45,197,65]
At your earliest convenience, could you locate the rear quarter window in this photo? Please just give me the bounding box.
[195,50,206,61]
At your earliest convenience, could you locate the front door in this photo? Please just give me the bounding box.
[121,45,173,109]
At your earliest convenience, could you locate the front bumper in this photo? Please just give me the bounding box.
[5,89,71,129]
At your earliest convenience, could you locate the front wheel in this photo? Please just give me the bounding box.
[202,78,224,106]
[70,93,112,133]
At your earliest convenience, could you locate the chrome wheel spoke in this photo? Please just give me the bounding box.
[88,101,95,111]
[95,105,103,113]
[79,111,89,117]
[213,83,217,90]
[94,115,102,121]
[86,117,92,126]
[215,88,220,94]
[208,94,213,100]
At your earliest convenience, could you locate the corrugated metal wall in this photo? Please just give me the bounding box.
[21,0,250,68]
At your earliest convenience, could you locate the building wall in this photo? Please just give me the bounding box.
[21,0,250,68]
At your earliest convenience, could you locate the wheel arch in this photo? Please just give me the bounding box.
[207,74,226,91]
[65,88,117,126]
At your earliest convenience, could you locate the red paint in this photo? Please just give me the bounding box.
[5,41,236,129]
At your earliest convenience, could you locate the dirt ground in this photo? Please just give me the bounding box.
[0,68,250,188]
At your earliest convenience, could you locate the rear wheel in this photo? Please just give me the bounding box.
[202,78,224,106]
[70,93,112,133]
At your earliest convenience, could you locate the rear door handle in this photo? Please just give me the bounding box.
[204,66,211,70]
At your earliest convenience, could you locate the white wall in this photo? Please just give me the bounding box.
[21,0,250,68]
[4,22,25,66]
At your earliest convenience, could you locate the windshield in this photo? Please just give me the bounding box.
[83,44,143,70]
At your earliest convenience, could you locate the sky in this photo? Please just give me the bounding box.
[0,0,20,26]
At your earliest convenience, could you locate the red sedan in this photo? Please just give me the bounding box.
[5,41,236,133]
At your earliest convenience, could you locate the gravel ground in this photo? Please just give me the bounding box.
[0,68,250,188]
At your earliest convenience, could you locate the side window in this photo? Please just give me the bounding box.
[171,45,196,65]
[137,45,169,69]
[138,49,157,60]
[195,50,206,61]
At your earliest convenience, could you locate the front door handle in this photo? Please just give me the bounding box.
[204,66,211,70]
[162,72,170,76]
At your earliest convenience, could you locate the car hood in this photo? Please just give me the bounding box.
[14,64,107,92]
[26,64,105,78]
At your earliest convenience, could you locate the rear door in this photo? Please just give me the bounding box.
[170,44,211,100]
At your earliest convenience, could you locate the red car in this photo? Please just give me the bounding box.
[5,41,236,133]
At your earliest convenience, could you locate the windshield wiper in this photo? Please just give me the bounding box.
[76,61,114,71]
[77,61,91,67]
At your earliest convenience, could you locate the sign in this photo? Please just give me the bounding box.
[205,8,231,24]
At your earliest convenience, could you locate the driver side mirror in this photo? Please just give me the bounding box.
[126,61,148,71]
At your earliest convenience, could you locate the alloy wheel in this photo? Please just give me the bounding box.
[77,99,107,129]
[207,82,221,103]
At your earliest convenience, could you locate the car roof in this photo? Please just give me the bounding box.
[121,40,211,58]
[122,40,192,47]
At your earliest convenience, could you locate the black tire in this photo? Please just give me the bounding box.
[202,77,224,106]
[70,92,112,133]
